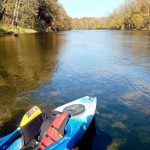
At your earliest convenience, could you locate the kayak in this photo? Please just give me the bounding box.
[0,96,97,150]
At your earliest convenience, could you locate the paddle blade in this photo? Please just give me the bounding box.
[19,106,42,128]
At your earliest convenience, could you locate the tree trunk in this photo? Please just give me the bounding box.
[15,0,20,26]
[12,0,20,26]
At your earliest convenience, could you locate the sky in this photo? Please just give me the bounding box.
[58,0,125,18]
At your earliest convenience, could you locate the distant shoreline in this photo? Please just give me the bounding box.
[97,28,150,31]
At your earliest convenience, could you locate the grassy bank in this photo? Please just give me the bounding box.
[0,25,37,36]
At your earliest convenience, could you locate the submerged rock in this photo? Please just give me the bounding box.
[108,139,124,150]
[112,121,126,129]
[120,114,128,120]
[50,91,60,97]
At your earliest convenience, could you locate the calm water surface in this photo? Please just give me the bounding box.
[0,30,150,150]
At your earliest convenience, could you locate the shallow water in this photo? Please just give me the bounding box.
[0,30,150,150]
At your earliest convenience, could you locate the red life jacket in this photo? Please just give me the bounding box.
[39,112,69,150]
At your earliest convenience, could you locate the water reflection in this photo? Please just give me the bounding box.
[0,30,150,150]
[0,33,64,124]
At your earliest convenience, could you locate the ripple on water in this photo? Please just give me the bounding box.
[0,31,150,150]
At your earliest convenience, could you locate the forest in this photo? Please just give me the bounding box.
[0,0,71,33]
[0,0,150,35]
[72,0,150,30]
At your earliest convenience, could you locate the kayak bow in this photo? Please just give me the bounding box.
[0,96,97,150]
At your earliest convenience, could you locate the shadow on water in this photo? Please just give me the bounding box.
[76,118,112,150]
[0,111,24,137]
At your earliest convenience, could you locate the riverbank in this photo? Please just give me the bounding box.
[97,28,150,31]
[0,25,37,37]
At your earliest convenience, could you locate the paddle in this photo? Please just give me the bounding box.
[0,106,42,149]
[18,106,42,129]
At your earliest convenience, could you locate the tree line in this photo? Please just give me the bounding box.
[0,0,71,31]
[0,0,149,32]
[71,0,150,30]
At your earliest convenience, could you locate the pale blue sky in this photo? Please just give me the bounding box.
[58,0,125,18]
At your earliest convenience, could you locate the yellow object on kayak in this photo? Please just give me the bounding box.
[18,106,42,130]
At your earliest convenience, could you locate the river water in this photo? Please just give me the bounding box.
[0,30,150,150]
